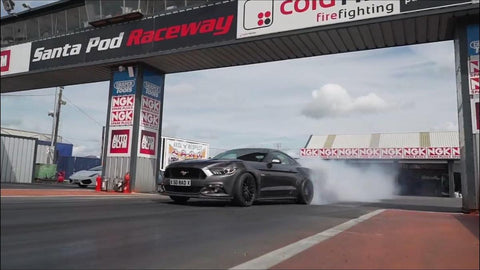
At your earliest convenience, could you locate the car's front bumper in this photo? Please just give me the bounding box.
[158,174,238,200]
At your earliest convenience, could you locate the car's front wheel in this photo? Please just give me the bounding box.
[170,196,189,204]
[296,179,314,205]
[232,173,256,207]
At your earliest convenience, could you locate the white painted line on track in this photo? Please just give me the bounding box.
[229,209,385,270]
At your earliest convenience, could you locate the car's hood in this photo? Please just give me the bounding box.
[70,170,99,178]
[167,159,239,169]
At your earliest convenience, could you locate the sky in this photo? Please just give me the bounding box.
[1,1,460,158]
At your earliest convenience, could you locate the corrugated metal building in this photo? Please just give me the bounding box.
[302,131,461,197]
[1,135,37,183]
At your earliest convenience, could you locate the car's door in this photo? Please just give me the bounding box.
[259,152,299,197]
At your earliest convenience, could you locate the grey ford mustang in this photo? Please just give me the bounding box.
[158,148,314,206]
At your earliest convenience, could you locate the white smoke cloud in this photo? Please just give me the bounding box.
[300,159,399,204]
[302,84,389,119]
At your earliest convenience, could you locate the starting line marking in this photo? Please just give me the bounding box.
[230,209,385,270]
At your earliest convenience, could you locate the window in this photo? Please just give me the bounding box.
[1,24,14,46]
[26,18,39,41]
[53,11,66,35]
[14,22,27,43]
[271,152,294,165]
[39,14,52,38]
[67,7,80,32]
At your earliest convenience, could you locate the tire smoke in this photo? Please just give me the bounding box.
[300,159,399,205]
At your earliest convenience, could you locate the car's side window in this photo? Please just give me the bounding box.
[271,152,291,165]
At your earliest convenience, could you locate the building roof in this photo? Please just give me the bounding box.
[305,131,459,149]
[1,127,62,142]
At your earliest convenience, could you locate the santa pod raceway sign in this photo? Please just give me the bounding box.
[237,0,473,39]
[300,147,461,159]
[28,1,236,71]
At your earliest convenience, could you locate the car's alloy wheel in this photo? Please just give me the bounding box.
[170,196,189,204]
[233,173,256,207]
[296,180,314,205]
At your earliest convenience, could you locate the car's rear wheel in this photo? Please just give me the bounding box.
[296,180,314,205]
[170,196,189,204]
[232,173,256,207]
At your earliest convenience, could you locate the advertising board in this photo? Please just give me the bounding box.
[138,128,158,158]
[28,1,236,71]
[161,137,209,170]
[300,147,461,159]
[0,43,31,76]
[107,126,132,157]
[140,69,164,130]
[237,0,473,39]
[109,70,137,126]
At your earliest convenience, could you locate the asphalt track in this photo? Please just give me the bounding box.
[1,183,478,269]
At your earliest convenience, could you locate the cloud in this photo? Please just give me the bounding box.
[301,84,389,119]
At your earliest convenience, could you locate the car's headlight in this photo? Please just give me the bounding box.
[209,166,237,175]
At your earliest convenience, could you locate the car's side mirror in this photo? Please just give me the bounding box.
[271,159,281,164]
[267,158,281,168]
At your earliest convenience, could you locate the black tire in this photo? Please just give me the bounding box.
[170,196,189,204]
[296,180,314,205]
[232,173,256,207]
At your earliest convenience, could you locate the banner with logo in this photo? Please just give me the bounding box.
[109,70,136,126]
[1,43,32,76]
[161,137,209,169]
[107,126,133,157]
[300,147,461,159]
[140,69,163,130]
[138,128,158,158]
[28,1,236,71]
[237,0,473,39]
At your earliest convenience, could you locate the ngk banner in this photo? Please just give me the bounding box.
[300,147,461,159]
[140,69,164,129]
[110,70,136,126]
[107,127,132,157]
[237,0,473,39]
[28,1,236,71]
[469,56,479,95]
[138,128,157,158]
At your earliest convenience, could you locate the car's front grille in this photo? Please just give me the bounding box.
[164,168,206,179]
[164,186,202,193]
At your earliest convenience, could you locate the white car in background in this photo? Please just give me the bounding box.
[69,166,102,188]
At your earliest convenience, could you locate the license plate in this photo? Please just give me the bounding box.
[170,179,191,186]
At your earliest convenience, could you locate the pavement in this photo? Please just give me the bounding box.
[1,183,479,269]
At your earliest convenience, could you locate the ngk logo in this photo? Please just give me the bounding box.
[111,110,133,126]
[427,147,451,158]
[112,96,134,109]
[358,148,380,158]
[318,148,337,158]
[141,111,159,128]
[381,148,402,158]
[403,147,426,158]
[142,96,161,113]
[300,148,318,156]
[452,147,460,158]
[337,148,358,158]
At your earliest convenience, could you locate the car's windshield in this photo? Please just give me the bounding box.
[213,149,268,162]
